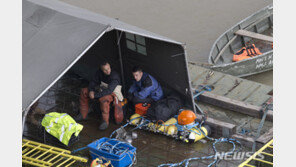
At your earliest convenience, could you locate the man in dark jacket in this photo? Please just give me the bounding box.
[128,66,163,105]
[77,61,124,130]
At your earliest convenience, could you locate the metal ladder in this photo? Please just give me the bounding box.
[22,139,88,167]
[239,139,273,167]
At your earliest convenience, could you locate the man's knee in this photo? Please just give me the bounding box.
[99,95,113,113]
[81,88,89,97]
[98,97,105,103]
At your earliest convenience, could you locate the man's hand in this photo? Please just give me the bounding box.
[89,91,95,99]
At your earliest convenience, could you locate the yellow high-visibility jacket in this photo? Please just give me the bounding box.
[41,112,83,146]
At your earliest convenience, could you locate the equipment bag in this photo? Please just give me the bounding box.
[146,93,183,122]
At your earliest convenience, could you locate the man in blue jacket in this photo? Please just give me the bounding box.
[128,66,163,105]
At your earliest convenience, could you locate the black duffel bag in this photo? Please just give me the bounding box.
[146,93,183,122]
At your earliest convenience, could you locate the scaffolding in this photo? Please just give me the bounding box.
[239,139,273,167]
[22,139,88,167]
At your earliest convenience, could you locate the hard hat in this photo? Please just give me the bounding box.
[178,110,197,125]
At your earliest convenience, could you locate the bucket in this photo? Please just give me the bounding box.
[87,137,136,167]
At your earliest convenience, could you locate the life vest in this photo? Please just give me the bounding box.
[41,112,83,146]
[233,44,262,62]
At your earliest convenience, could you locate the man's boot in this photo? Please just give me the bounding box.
[99,95,113,130]
[99,121,108,130]
[74,113,84,122]
[99,111,109,130]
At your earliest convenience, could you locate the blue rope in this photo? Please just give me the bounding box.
[239,128,251,135]
[189,127,202,136]
[158,101,242,167]
[193,85,213,101]
[158,137,241,167]
[109,116,147,138]
[107,116,149,166]
[72,117,140,166]
[130,118,150,131]
[71,146,88,154]
[109,122,130,138]
[96,139,131,155]
[176,122,200,132]
[107,101,241,167]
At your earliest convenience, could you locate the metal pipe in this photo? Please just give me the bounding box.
[22,159,50,167]
[116,30,126,95]
[23,139,71,153]
[24,144,87,162]
[64,160,76,167]
[22,108,30,135]
[23,156,52,166]
[52,157,65,166]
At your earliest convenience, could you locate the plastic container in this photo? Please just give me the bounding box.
[135,103,151,115]
[87,137,136,167]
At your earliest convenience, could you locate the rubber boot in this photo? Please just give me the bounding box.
[79,88,89,119]
[99,95,113,130]
[113,94,124,124]
[99,121,108,131]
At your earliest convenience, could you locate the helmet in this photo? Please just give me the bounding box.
[90,158,102,167]
[178,110,197,125]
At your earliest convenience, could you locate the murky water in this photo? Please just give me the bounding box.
[244,70,273,86]
[25,1,273,166]
[60,0,272,62]
[59,0,273,85]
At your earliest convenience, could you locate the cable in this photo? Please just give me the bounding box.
[158,136,241,167]
[158,97,242,167]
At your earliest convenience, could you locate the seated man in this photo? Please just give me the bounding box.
[128,66,164,105]
[77,60,124,130]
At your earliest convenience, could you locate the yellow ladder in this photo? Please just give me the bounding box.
[239,139,273,167]
[22,139,88,167]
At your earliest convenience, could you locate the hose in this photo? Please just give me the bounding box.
[158,90,242,167]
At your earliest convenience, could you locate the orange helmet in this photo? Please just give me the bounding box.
[178,110,197,125]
